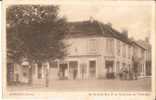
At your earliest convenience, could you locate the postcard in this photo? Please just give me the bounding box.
[1,0,156,99]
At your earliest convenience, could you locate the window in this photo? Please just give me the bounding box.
[117,40,121,56]
[106,38,114,55]
[122,43,126,57]
[88,39,97,53]
[141,50,145,59]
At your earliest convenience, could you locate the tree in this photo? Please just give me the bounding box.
[6,5,68,85]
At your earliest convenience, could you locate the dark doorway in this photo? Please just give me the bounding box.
[59,63,68,79]
[69,61,78,80]
[105,60,114,79]
[89,60,96,78]
[80,63,87,80]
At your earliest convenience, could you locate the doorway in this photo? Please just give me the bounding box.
[69,61,78,80]
[59,63,68,79]
[105,60,114,79]
[89,60,96,79]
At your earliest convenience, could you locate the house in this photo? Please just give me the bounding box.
[10,20,147,85]
[132,41,146,78]
[136,38,151,76]
[55,20,134,80]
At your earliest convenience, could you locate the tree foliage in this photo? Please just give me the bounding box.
[7,5,68,62]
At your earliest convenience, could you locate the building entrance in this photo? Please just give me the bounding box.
[69,61,78,80]
[105,60,114,79]
[59,63,68,79]
[89,60,96,79]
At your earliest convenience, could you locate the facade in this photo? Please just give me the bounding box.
[136,38,152,76]
[10,20,147,85]
[58,36,133,80]
[132,42,146,78]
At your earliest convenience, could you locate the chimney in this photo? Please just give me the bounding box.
[121,29,128,38]
[145,37,149,43]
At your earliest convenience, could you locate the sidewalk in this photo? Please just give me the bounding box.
[7,78,151,92]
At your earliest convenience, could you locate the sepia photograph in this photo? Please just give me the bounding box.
[2,0,155,98]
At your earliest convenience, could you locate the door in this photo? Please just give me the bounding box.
[69,61,78,80]
[80,63,87,80]
[59,63,68,79]
[89,60,96,79]
[105,60,114,78]
[49,61,58,80]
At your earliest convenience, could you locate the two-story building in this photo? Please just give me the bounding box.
[53,21,134,80]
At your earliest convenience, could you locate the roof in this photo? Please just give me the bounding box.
[136,40,151,50]
[66,20,132,44]
[132,41,146,50]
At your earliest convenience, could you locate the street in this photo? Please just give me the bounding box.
[7,78,151,92]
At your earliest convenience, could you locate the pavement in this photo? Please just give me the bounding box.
[7,78,151,92]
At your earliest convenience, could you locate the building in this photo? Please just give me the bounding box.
[10,20,147,85]
[136,38,152,76]
[55,21,134,80]
[132,41,146,78]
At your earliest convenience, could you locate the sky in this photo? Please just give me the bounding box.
[57,1,155,41]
